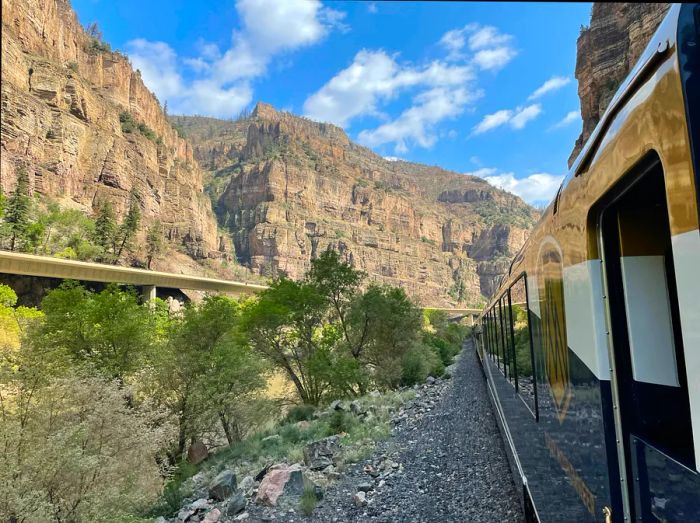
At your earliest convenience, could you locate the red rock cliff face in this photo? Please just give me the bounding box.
[569,3,670,165]
[173,105,538,306]
[1,0,220,257]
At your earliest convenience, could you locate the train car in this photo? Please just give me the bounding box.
[474,4,700,521]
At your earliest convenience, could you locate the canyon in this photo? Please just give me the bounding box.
[1,0,671,306]
[173,106,536,307]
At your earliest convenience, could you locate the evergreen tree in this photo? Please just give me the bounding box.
[115,190,141,261]
[93,200,116,261]
[5,167,32,251]
[145,220,163,269]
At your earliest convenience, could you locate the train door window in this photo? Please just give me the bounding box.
[502,294,515,385]
[601,155,695,519]
[486,310,493,359]
[510,274,538,418]
[497,300,506,376]
[485,311,491,358]
[491,307,498,365]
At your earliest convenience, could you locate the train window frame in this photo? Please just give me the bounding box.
[508,272,539,421]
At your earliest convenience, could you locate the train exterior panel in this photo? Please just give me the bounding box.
[475,5,700,521]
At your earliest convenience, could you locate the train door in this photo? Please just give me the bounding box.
[599,155,699,521]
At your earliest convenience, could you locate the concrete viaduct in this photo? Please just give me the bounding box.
[0,251,481,322]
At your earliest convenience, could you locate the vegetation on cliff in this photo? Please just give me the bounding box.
[0,179,150,265]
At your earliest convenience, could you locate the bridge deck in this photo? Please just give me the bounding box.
[0,251,267,295]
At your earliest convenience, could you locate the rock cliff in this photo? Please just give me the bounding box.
[569,3,670,165]
[0,0,221,260]
[173,105,538,306]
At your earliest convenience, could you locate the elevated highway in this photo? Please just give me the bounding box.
[0,251,267,299]
[0,251,481,320]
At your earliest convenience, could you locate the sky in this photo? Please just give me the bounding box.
[71,0,591,207]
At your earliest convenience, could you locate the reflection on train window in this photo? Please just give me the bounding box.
[510,275,538,419]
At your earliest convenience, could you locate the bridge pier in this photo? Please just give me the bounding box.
[141,285,157,302]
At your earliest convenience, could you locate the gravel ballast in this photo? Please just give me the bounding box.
[309,341,524,523]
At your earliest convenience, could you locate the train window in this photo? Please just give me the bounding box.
[510,274,538,418]
[497,300,506,375]
[502,294,515,385]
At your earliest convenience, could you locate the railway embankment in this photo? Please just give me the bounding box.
[309,342,523,523]
[163,343,522,523]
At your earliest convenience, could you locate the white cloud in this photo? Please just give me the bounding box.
[468,26,512,50]
[463,167,498,177]
[472,109,512,134]
[472,104,541,135]
[439,23,516,70]
[367,2,378,14]
[528,75,571,100]
[472,47,517,71]
[125,0,344,117]
[304,21,515,153]
[303,50,474,127]
[127,39,183,100]
[551,110,580,129]
[357,87,479,152]
[482,171,564,205]
[510,104,542,129]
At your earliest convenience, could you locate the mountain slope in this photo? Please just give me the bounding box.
[569,3,670,165]
[172,104,538,306]
[0,0,223,268]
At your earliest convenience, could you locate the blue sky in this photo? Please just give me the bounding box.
[72,0,591,206]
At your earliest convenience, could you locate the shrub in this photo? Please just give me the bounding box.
[66,61,79,73]
[88,38,111,54]
[120,111,137,133]
[283,404,316,424]
[299,483,317,517]
[400,346,427,386]
[0,375,171,522]
[326,410,356,436]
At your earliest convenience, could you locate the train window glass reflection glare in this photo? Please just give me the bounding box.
[510,274,538,418]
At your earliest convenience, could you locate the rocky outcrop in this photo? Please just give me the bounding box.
[569,3,670,165]
[1,0,220,259]
[177,105,537,305]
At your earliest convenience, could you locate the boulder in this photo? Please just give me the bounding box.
[350,400,366,416]
[303,436,341,470]
[284,467,305,496]
[330,400,346,411]
[369,390,381,398]
[256,463,303,506]
[202,508,221,523]
[234,513,250,521]
[187,440,209,465]
[154,518,169,523]
[353,491,367,507]
[295,420,311,430]
[238,475,255,496]
[208,470,237,502]
[226,492,247,516]
[177,506,195,522]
